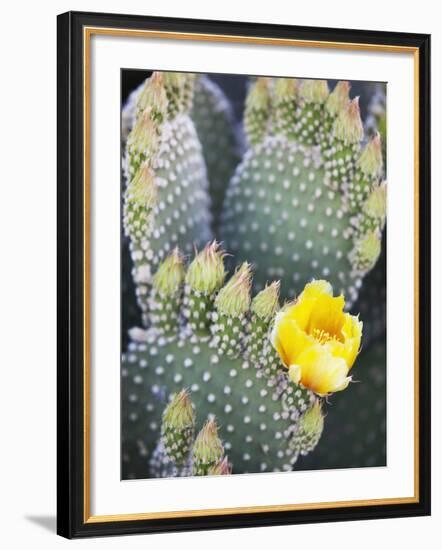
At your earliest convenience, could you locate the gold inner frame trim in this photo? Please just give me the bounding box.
[82,26,420,524]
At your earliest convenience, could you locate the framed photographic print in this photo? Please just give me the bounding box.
[57,11,431,538]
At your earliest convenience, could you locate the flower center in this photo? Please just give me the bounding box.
[311,327,338,345]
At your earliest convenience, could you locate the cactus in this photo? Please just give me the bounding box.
[122,74,241,227]
[220,77,386,305]
[191,419,226,476]
[365,83,387,168]
[123,73,212,324]
[191,75,242,229]
[122,246,322,478]
[148,399,232,479]
[161,389,196,466]
[121,72,386,479]
[122,73,243,326]
[122,244,367,479]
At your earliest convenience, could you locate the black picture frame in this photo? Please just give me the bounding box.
[57,10,431,539]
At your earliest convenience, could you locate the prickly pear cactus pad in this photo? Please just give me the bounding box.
[121,70,387,479]
[220,77,386,305]
[123,72,213,324]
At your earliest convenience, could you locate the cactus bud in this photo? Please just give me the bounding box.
[213,263,253,357]
[247,281,281,366]
[357,132,383,177]
[294,79,329,146]
[324,96,364,191]
[163,390,195,429]
[162,390,196,465]
[184,241,227,335]
[248,77,271,110]
[126,106,161,179]
[244,77,271,145]
[181,73,196,112]
[127,161,157,208]
[153,247,185,297]
[302,400,324,434]
[123,162,157,242]
[274,77,298,101]
[272,78,298,138]
[365,182,387,220]
[352,181,387,236]
[350,230,382,272]
[333,97,364,145]
[345,133,384,212]
[163,71,183,89]
[290,400,325,455]
[192,419,224,476]
[299,79,329,104]
[149,248,185,332]
[128,107,160,156]
[251,281,280,322]
[136,72,168,121]
[325,81,351,117]
[215,262,252,317]
[207,456,232,476]
[163,72,189,117]
[186,241,226,295]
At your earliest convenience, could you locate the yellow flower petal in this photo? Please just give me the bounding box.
[272,315,314,366]
[296,345,352,396]
[284,296,316,331]
[324,312,361,369]
[284,280,336,332]
[305,293,345,341]
[342,312,363,340]
[340,313,363,369]
[300,279,333,299]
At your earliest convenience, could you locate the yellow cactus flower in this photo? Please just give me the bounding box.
[271,280,362,396]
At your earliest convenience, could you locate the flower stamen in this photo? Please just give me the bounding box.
[311,328,336,345]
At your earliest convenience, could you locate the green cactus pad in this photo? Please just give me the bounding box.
[122,329,316,478]
[221,137,360,302]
